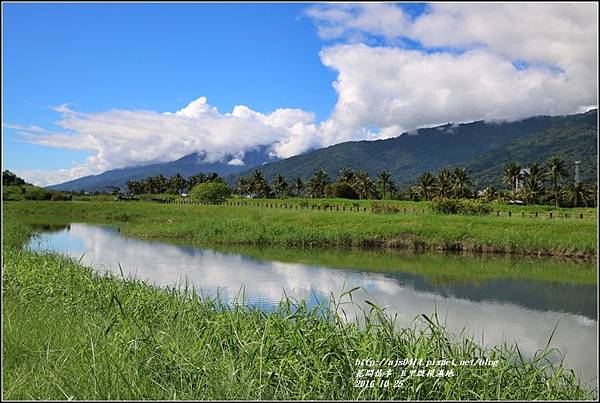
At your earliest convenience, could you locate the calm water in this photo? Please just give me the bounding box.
[28,223,598,384]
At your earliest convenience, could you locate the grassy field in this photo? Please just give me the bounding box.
[228,196,598,218]
[2,218,596,400]
[4,200,597,258]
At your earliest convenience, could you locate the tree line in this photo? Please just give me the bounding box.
[235,168,398,200]
[126,172,224,195]
[500,156,597,208]
[121,154,596,208]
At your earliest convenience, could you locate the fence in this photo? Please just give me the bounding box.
[143,198,595,220]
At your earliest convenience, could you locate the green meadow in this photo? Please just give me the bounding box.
[2,200,598,399]
[4,200,597,258]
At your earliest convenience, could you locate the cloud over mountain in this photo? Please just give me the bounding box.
[10,3,598,186]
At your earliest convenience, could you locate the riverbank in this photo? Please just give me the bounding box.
[2,219,596,400]
[4,200,597,259]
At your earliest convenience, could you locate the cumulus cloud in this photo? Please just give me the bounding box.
[11,97,319,185]
[309,2,597,139]
[305,3,411,42]
[9,3,598,186]
[319,44,593,134]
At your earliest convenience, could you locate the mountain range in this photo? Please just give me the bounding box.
[234,109,597,189]
[49,109,597,193]
[48,147,276,193]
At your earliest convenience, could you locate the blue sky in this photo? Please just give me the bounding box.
[2,3,596,185]
[3,3,339,171]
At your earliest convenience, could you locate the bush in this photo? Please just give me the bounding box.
[325,182,358,199]
[50,192,72,201]
[190,181,232,204]
[371,201,402,214]
[430,197,491,215]
[23,188,53,201]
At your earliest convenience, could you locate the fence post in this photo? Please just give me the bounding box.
[549,212,553,219]
[496,211,499,216]
[508,211,511,217]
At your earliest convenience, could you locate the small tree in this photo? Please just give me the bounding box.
[190,181,232,204]
[325,182,358,199]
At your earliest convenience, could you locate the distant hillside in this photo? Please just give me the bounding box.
[49,148,276,192]
[49,109,597,193]
[467,119,597,188]
[233,109,597,189]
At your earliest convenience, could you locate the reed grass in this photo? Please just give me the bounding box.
[2,245,595,400]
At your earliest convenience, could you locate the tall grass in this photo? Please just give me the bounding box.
[2,245,595,400]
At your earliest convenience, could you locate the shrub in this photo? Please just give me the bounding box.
[23,188,53,201]
[371,201,402,214]
[190,181,232,204]
[50,192,72,201]
[430,197,491,215]
[325,182,358,199]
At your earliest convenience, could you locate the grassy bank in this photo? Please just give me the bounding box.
[4,200,597,258]
[2,220,596,400]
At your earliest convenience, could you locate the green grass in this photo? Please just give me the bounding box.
[4,200,597,258]
[3,203,597,399]
[228,196,598,217]
[2,244,596,399]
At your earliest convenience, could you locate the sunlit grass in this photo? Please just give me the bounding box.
[4,201,597,258]
[2,246,595,400]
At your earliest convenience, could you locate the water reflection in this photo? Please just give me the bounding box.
[28,223,597,384]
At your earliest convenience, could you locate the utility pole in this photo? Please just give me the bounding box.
[574,161,581,183]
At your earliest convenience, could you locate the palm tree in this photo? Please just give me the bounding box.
[376,170,396,200]
[271,174,289,198]
[169,173,186,195]
[588,183,598,207]
[451,167,473,199]
[250,170,271,198]
[338,168,355,184]
[188,173,207,188]
[293,177,305,197]
[566,181,590,208]
[502,162,522,202]
[236,176,252,196]
[206,172,221,182]
[352,171,376,199]
[522,162,544,205]
[417,171,436,201]
[546,156,569,208]
[126,180,142,195]
[435,168,452,198]
[152,175,167,194]
[480,186,497,202]
[307,169,330,198]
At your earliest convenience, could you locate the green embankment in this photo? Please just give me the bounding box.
[2,217,596,400]
[4,200,597,258]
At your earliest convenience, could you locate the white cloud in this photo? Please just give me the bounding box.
[9,3,598,186]
[319,43,593,135]
[11,97,319,185]
[305,3,411,41]
[310,2,597,140]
